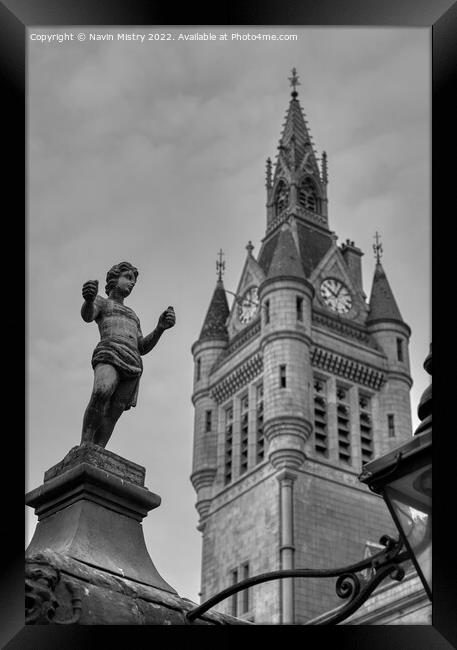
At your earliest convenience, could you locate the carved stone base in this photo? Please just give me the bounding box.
[25,443,176,594]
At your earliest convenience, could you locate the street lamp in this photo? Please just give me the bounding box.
[186,345,432,623]
[359,345,432,601]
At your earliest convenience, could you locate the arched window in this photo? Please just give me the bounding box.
[299,177,319,212]
[274,180,289,216]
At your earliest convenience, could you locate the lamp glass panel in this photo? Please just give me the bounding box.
[385,465,431,594]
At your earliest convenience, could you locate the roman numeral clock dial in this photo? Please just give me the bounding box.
[237,287,259,324]
[320,278,352,315]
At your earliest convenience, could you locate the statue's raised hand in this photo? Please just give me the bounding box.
[158,306,176,330]
[82,280,99,303]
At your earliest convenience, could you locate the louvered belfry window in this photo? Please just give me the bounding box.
[256,383,265,463]
[336,385,351,464]
[240,394,249,475]
[299,177,318,212]
[224,404,234,484]
[359,393,374,465]
[275,180,289,215]
[314,378,328,457]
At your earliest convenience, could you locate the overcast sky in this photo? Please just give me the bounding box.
[27,26,430,604]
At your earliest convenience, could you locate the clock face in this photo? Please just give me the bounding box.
[238,287,259,324]
[320,278,352,314]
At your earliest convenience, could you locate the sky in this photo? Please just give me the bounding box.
[27,26,431,604]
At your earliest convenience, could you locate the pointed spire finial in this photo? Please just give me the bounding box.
[322,151,328,184]
[373,232,383,263]
[216,249,225,282]
[288,67,300,98]
[246,240,254,255]
[265,157,272,188]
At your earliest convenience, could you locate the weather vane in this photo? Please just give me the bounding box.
[288,67,300,96]
[216,249,225,282]
[373,231,383,263]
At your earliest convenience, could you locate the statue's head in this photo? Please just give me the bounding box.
[105,261,139,296]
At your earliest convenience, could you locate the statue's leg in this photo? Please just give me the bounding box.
[93,377,137,448]
[93,400,126,448]
[81,364,119,445]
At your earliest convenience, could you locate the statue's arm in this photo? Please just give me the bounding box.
[138,306,175,356]
[138,325,165,356]
[81,280,101,323]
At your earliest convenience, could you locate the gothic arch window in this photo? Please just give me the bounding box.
[299,177,319,213]
[274,180,289,216]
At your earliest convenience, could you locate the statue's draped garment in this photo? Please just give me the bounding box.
[91,296,143,410]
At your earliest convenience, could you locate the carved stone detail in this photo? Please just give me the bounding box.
[26,554,61,624]
[26,553,82,625]
[311,347,385,390]
[210,353,263,403]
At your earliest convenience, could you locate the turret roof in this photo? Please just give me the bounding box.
[199,280,230,341]
[367,262,404,323]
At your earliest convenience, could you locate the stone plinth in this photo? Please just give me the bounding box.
[25,442,176,594]
[25,549,250,625]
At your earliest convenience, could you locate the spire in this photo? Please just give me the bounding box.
[367,261,404,324]
[199,253,230,341]
[267,223,305,280]
[275,70,314,174]
[264,70,329,237]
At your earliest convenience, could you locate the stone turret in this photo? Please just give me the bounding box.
[259,222,314,472]
[367,259,412,453]
[191,275,230,526]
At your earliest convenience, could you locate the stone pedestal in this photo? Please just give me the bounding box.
[25,442,176,594]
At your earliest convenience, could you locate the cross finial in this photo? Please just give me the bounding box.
[246,240,254,255]
[288,67,300,98]
[373,231,383,263]
[216,249,225,282]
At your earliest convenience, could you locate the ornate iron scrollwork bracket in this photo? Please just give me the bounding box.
[185,535,409,624]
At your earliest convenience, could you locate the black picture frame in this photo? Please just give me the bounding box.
[2,0,454,648]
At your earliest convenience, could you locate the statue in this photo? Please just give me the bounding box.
[80,262,175,448]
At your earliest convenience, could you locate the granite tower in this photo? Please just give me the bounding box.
[191,70,413,623]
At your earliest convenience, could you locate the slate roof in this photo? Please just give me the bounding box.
[367,262,404,323]
[296,221,333,277]
[199,280,230,341]
[258,231,280,274]
[259,221,332,278]
[267,226,306,279]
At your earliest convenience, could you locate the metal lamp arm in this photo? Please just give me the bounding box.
[186,536,409,624]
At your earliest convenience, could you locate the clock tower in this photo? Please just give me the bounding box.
[191,70,413,623]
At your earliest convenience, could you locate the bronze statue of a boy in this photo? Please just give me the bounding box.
[80,262,175,448]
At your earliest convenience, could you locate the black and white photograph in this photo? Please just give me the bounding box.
[22,21,436,631]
